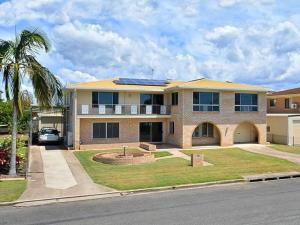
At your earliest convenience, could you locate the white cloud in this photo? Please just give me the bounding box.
[58,68,97,84]
[218,0,275,7]
[52,21,200,80]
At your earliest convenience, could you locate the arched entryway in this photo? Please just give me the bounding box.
[192,122,221,146]
[234,122,258,144]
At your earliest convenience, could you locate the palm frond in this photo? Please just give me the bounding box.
[25,55,62,107]
[0,40,14,69]
[16,29,50,61]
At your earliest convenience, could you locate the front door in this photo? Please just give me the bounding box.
[139,122,163,142]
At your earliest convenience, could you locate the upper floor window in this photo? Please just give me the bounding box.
[171,92,178,105]
[92,92,118,107]
[270,99,276,107]
[235,93,258,112]
[285,98,291,109]
[193,92,219,112]
[140,94,164,105]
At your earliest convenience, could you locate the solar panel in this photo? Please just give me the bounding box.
[114,78,168,86]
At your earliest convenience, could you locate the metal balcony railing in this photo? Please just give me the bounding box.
[78,104,171,115]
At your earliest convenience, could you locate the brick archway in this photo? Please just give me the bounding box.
[191,122,221,146]
[233,121,260,144]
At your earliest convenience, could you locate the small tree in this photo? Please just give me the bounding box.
[0,29,62,176]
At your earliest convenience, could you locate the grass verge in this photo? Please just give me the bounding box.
[270,144,300,154]
[154,151,172,158]
[74,148,300,190]
[0,180,26,202]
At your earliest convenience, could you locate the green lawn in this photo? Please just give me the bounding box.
[74,148,300,190]
[270,144,300,154]
[0,180,27,202]
[154,151,172,158]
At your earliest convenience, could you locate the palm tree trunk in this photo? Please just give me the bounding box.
[8,103,18,176]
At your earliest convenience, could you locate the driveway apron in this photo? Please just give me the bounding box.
[19,146,115,202]
[236,144,300,164]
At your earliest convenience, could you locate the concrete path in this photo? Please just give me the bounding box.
[236,144,300,164]
[18,146,115,205]
[156,149,212,166]
[40,147,77,189]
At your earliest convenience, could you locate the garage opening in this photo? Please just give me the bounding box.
[234,122,258,144]
[192,122,220,146]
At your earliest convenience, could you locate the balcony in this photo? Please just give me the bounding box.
[78,104,171,116]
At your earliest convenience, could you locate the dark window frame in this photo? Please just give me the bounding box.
[140,94,164,105]
[92,92,119,108]
[169,121,175,134]
[93,122,119,139]
[171,92,178,105]
[235,93,258,112]
[192,123,214,138]
[270,99,276,107]
[285,98,291,109]
[193,92,220,112]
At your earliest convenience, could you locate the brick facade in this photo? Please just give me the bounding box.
[267,96,300,113]
[72,89,267,150]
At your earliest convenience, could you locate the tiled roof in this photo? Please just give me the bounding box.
[66,78,269,92]
[268,87,300,96]
[169,78,269,92]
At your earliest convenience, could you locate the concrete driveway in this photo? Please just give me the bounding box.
[236,144,300,164]
[19,145,115,203]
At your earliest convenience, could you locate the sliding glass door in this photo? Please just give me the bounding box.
[139,122,163,142]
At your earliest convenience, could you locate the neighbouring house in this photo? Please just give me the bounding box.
[267,87,300,145]
[64,77,268,150]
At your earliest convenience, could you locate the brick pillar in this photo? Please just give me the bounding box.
[181,125,193,148]
[257,124,267,144]
[74,118,80,149]
[219,125,233,146]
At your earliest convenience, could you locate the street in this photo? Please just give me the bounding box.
[2,179,300,225]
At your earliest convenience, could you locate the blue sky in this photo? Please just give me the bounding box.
[1,0,300,92]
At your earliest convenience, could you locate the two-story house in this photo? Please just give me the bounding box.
[64,77,268,150]
[267,87,300,145]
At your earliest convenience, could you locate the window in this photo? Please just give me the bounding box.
[193,92,219,112]
[270,99,276,107]
[169,121,174,134]
[235,93,258,112]
[93,123,119,138]
[140,94,164,105]
[92,92,119,107]
[171,92,178,105]
[140,94,164,114]
[285,98,291,109]
[267,126,270,132]
[192,123,214,138]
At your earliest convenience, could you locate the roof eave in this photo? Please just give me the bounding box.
[166,86,270,92]
[63,86,165,92]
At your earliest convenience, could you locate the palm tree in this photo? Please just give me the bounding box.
[0,29,62,176]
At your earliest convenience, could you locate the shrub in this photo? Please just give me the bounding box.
[0,137,26,175]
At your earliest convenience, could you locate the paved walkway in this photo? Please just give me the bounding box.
[18,146,115,205]
[156,149,212,166]
[236,144,300,164]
